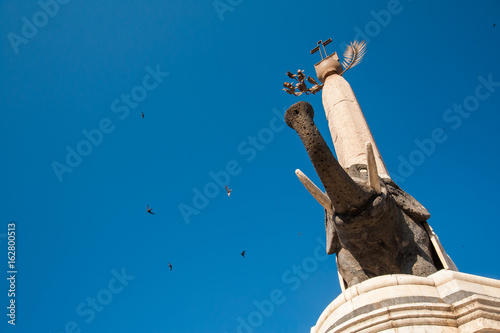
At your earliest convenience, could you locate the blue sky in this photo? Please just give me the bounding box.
[1,0,499,332]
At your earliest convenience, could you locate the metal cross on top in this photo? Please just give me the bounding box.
[310,38,332,60]
[283,37,367,96]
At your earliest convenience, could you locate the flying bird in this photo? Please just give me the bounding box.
[141,112,144,119]
[168,263,172,271]
[241,250,246,258]
[225,185,232,197]
[147,205,155,215]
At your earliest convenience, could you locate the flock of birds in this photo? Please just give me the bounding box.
[145,182,236,270]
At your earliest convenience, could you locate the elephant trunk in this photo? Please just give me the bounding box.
[285,101,372,214]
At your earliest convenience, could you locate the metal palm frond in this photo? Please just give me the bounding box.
[340,40,367,76]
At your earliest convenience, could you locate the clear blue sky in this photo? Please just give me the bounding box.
[1,1,499,332]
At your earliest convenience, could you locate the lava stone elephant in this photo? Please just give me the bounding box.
[285,101,454,288]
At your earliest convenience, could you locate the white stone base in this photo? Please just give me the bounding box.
[311,270,500,333]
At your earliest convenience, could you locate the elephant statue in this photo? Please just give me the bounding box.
[285,101,456,288]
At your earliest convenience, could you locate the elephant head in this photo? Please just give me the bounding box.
[285,101,449,288]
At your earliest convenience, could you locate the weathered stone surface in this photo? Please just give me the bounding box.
[285,101,372,215]
[321,73,390,179]
[314,52,343,84]
[311,270,500,333]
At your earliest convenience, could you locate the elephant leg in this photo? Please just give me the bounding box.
[337,248,370,288]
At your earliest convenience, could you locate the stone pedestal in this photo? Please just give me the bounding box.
[311,270,500,333]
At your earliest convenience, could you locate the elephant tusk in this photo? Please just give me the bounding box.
[365,142,381,194]
[295,169,333,214]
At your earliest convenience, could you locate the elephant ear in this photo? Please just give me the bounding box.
[325,209,340,255]
[383,179,431,221]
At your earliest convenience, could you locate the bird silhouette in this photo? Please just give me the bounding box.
[241,250,246,258]
[141,112,144,119]
[147,205,155,215]
[168,263,172,271]
[225,185,232,197]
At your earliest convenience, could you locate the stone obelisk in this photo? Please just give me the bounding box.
[314,52,390,178]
